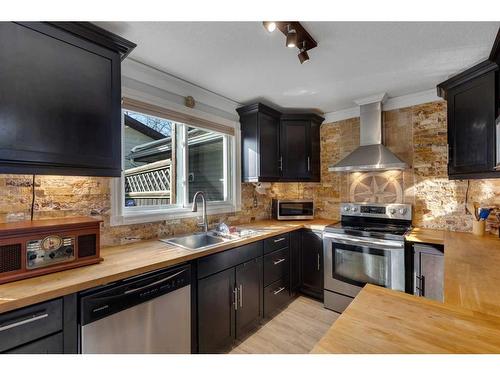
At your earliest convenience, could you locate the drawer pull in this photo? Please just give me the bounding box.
[273,287,286,295]
[0,312,48,332]
[273,238,286,243]
[273,258,286,265]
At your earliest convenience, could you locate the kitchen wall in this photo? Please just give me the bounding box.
[1,100,499,246]
[268,100,500,234]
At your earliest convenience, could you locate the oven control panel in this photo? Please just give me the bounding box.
[26,235,75,269]
[341,203,412,221]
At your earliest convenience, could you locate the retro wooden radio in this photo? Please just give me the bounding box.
[0,217,102,284]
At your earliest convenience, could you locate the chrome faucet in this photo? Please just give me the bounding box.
[192,191,208,233]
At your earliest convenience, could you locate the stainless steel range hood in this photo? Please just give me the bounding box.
[328,93,408,172]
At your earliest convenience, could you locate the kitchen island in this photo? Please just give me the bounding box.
[313,229,500,353]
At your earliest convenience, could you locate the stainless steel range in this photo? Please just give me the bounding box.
[323,202,412,313]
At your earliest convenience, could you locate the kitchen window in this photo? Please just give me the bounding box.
[111,97,240,225]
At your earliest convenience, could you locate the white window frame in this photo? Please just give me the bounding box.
[110,93,241,226]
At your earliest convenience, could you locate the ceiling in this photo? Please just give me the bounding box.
[97,22,499,113]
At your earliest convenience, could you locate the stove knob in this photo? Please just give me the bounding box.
[28,251,37,261]
[351,206,358,212]
[343,206,351,212]
[49,252,56,259]
[399,208,407,215]
[389,208,396,215]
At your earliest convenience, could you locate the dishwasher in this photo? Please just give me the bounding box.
[79,264,191,354]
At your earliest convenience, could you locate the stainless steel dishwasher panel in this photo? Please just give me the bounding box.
[81,286,191,354]
[81,285,190,354]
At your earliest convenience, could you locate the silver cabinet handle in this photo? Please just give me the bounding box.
[274,237,286,243]
[279,156,283,171]
[307,156,310,171]
[273,287,285,295]
[317,253,320,271]
[0,313,48,332]
[239,284,243,308]
[273,258,286,265]
[233,287,238,311]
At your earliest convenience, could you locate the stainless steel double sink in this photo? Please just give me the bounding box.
[160,229,258,251]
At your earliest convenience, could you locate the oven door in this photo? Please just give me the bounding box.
[324,233,405,297]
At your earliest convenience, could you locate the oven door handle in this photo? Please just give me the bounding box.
[324,234,404,250]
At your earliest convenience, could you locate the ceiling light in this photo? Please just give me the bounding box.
[263,21,276,33]
[286,24,297,48]
[298,41,310,64]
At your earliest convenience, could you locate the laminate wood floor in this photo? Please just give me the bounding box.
[229,296,340,354]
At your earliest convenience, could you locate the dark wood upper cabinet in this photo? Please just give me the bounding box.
[280,114,322,181]
[237,103,281,182]
[437,28,500,180]
[0,22,135,177]
[237,103,323,182]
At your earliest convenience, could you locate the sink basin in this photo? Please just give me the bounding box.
[160,232,225,250]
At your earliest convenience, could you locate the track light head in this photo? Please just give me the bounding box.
[263,21,277,33]
[298,41,310,64]
[286,24,297,48]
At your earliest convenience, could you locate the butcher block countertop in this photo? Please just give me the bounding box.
[313,228,500,353]
[311,284,500,354]
[0,219,335,314]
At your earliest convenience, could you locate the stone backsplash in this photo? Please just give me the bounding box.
[267,101,500,234]
[1,100,499,245]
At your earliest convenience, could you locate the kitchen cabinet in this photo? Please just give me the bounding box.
[413,244,444,302]
[0,294,77,354]
[280,114,322,181]
[237,103,324,182]
[0,22,135,177]
[237,103,281,182]
[300,230,324,300]
[437,60,500,179]
[197,267,236,353]
[196,242,263,353]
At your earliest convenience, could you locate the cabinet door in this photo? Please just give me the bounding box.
[415,249,444,302]
[235,257,263,339]
[258,112,281,180]
[0,22,122,177]
[448,71,496,177]
[289,230,302,294]
[300,231,323,299]
[280,119,311,180]
[198,268,235,353]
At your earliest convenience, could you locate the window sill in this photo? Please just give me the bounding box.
[110,202,240,226]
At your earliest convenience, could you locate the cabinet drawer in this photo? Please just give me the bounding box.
[0,298,62,352]
[264,277,290,318]
[263,247,289,286]
[5,332,63,354]
[197,241,263,279]
[264,233,289,254]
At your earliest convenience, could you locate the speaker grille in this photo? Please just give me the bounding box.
[0,244,22,273]
[78,234,97,258]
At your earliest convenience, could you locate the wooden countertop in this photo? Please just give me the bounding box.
[0,219,335,314]
[311,284,500,354]
[405,227,445,245]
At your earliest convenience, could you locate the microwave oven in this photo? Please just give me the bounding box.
[272,199,314,220]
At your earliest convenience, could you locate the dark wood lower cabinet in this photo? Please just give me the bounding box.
[235,258,263,339]
[5,332,63,354]
[300,230,324,300]
[197,254,264,353]
[197,267,236,353]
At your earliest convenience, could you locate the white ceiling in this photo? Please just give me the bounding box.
[97,22,499,113]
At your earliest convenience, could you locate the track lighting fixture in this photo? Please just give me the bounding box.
[286,24,297,48]
[262,22,317,64]
[298,41,310,64]
[263,21,276,33]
